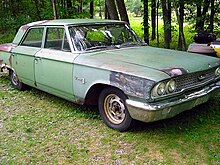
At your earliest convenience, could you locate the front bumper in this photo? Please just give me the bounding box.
[126,81,220,122]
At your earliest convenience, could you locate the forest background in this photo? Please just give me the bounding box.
[0,0,220,50]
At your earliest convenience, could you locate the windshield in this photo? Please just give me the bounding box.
[68,23,143,51]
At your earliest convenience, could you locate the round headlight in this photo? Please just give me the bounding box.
[166,79,176,93]
[152,82,166,97]
[215,67,220,76]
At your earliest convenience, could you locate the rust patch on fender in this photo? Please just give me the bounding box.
[162,68,188,77]
[0,59,3,65]
[0,43,16,52]
[110,72,155,99]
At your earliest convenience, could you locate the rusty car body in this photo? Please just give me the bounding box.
[0,19,220,131]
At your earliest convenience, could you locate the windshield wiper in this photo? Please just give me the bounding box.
[114,42,146,49]
[85,45,107,51]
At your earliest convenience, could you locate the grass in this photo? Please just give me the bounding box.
[0,72,220,164]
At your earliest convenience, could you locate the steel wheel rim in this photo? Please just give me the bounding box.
[11,72,19,85]
[103,94,126,124]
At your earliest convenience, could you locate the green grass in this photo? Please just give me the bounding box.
[0,72,220,164]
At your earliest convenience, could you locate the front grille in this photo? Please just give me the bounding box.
[175,67,217,92]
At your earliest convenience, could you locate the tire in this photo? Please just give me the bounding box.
[98,87,134,132]
[9,70,27,91]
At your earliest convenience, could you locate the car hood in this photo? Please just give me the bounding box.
[75,46,220,81]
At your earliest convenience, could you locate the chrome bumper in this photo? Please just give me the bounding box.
[126,81,220,122]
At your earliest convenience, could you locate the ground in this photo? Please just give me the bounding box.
[0,72,219,164]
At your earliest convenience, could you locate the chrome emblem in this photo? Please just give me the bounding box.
[198,74,206,81]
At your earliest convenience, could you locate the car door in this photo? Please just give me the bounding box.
[12,27,44,86]
[34,26,78,101]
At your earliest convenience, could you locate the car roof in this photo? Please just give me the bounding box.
[26,19,125,27]
[12,19,126,44]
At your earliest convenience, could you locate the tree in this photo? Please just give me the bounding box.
[161,0,171,48]
[90,0,94,18]
[151,0,156,40]
[116,0,130,24]
[195,0,211,31]
[105,0,119,20]
[173,0,186,50]
[143,0,149,44]
[208,0,215,32]
[51,0,58,19]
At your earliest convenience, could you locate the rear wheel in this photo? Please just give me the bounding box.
[98,87,134,132]
[9,70,27,90]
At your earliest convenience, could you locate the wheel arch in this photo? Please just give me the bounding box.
[84,83,126,106]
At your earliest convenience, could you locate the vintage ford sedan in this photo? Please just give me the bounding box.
[0,19,220,131]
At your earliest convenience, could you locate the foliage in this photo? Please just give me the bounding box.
[125,0,143,16]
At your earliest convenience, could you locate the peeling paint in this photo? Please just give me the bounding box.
[21,20,50,31]
[162,68,188,77]
[110,72,155,99]
[8,54,12,66]
[0,43,16,52]
[0,59,3,65]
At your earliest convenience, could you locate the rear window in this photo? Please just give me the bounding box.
[21,28,44,47]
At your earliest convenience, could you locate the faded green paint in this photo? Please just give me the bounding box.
[35,49,77,101]
[76,46,219,82]
[0,51,11,66]
[73,64,110,101]
[12,46,40,87]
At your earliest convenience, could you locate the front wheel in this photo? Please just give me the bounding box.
[98,87,134,132]
[9,70,27,90]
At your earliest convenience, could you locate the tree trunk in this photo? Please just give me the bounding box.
[196,2,202,31]
[66,0,72,17]
[51,0,58,19]
[33,0,42,20]
[195,0,211,31]
[105,1,108,19]
[173,0,186,51]
[208,0,214,32]
[168,1,171,42]
[105,0,119,20]
[151,0,156,40]
[143,0,149,44]
[115,0,129,24]
[90,1,94,18]
[200,0,211,29]
[161,0,171,49]
[156,0,160,46]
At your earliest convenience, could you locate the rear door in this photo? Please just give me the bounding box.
[34,26,78,101]
[12,27,44,86]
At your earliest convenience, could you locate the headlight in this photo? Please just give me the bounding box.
[152,82,166,97]
[215,67,220,76]
[166,79,176,93]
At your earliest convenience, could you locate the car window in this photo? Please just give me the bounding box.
[21,28,44,47]
[45,27,70,51]
[69,24,142,51]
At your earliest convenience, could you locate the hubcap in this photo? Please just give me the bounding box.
[104,94,126,124]
[11,72,19,85]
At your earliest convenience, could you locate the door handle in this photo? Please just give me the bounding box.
[35,57,41,61]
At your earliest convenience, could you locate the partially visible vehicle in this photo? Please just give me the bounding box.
[1,19,220,131]
[210,39,220,58]
[187,31,218,57]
